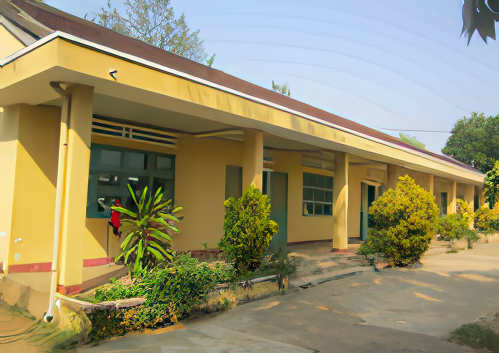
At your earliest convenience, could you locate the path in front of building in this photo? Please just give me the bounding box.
[78,243,499,352]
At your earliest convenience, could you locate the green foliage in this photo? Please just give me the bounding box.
[461,0,499,44]
[450,323,499,351]
[271,80,291,97]
[399,133,425,149]
[259,248,297,292]
[475,203,499,235]
[438,199,475,242]
[465,229,481,249]
[457,199,475,226]
[442,112,499,173]
[112,185,182,276]
[485,161,499,208]
[362,175,439,267]
[87,253,234,341]
[206,53,216,67]
[218,185,278,274]
[95,0,208,63]
[438,213,468,241]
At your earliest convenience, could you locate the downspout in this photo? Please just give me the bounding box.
[44,82,71,323]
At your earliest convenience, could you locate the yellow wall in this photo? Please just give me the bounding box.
[271,150,334,243]
[83,219,121,260]
[0,106,19,270]
[8,105,60,267]
[174,135,244,250]
[0,26,25,58]
[84,136,339,252]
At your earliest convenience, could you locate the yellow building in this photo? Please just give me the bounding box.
[0,0,484,294]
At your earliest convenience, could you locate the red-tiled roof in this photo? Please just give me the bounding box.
[3,0,480,173]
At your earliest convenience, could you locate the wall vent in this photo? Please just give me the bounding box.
[302,152,335,171]
[92,118,178,148]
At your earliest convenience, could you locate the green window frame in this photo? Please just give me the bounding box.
[303,172,333,216]
[86,144,175,218]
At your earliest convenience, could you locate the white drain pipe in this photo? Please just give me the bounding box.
[44,82,71,323]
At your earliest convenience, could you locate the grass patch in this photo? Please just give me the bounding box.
[449,323,499,352]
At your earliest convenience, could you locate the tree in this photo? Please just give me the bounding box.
[462,0,499,44]
[442,112,499,173]
[95,0,208,63]
[484,161,499,208]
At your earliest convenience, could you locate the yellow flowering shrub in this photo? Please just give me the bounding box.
[359,175,439,266]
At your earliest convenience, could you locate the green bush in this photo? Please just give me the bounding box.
[359,175,439,266]
[438,199,480,249]
[484,161,499,209]
[438,213,468,241]
[87,254,234,342]
[475,203,499,235]
[218,185,278,274]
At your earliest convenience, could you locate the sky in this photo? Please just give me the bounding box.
[46,0,499,154]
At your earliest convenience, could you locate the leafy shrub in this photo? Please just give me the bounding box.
[112,185,182,276]
[438,213,468,241]
[258,247,297,292]
[87,253,234,342]
[484,161,499,208]
[438,199,480,249]
[359,175,439,266]
[218,185,278,274]
[457,199,475,227]
[475,203,499,235]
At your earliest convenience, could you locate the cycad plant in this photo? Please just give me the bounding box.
[112,184,183,276]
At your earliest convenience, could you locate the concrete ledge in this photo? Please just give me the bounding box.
[290,266,371,288]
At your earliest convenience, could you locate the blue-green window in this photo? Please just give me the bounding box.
[303,173,333,216]
[86,144,175,218]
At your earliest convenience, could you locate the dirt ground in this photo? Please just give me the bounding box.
[287,240,369,278]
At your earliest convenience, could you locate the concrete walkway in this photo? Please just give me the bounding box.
[77,243,499,353]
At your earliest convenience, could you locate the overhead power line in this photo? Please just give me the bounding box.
[375,127,452,133]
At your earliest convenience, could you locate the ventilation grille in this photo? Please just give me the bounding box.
[92,118,177,148]
[302,152,335,171]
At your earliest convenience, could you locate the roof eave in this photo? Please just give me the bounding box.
[0,30,485,182]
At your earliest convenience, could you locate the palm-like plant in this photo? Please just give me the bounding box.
[111,184,183,276]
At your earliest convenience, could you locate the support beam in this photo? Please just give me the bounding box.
[464,184,475,210]
[449,181,457,214]
[333,153,349,251]
[429,175,434,196]
[0,106,19,273]
[58,84,94,294]
[242,129,263,190]
[464,184,475,228]
[1,105,60,275]
[387,165,401,189]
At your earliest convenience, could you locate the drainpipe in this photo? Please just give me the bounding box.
[44,82,71,323]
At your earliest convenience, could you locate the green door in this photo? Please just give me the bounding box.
[360,183,376,240]
[267,172,288,253]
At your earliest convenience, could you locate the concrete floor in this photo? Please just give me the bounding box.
[78,243,499,352]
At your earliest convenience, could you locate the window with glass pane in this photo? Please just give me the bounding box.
[87,144,175,218]
[303,172,333,216]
